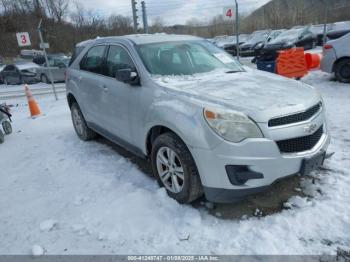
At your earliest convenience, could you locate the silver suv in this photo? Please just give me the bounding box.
[66,34,330,203]
[321,32,350,83]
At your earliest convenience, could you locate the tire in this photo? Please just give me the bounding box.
[41,74,49,84]
[2,121,12,135]
[0,129,4,144]
[151,132,203,204]
[70,102,97,141]
[335,59,350,83]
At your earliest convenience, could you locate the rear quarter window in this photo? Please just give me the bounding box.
[69,46,85,66]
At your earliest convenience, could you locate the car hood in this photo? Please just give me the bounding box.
[152,69,322,123]
[263,42,293,51]
[265,39,296,47]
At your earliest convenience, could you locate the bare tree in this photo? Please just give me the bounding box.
[150,16,164,33]
[44,0,69,22]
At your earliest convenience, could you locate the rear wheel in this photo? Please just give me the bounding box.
[335,59,350,83]
[70,102,97,141]
[41,74,49,83]
[2,121,12,135]
[151,132,203,203]
[0,129,4,144]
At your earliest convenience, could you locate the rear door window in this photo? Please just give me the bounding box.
[80,45,106,75]
[69,46,85,66]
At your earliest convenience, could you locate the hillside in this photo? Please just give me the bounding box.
[242,0,350,32]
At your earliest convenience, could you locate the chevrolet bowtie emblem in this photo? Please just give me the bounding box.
[304,124,318,134]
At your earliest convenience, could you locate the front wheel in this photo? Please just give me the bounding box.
[0,129,4,144]
[151,132,203,203]
[41,74,49,83]
[2,121,12,135]
[335,59,350,83]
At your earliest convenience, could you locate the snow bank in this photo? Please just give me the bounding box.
[0,71,349,255]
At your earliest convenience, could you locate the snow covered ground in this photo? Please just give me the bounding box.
[0,70,349,255]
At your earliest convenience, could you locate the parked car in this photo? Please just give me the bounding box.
[326,21,350,42]
[321,32,350,83]
[214,36,235,48]
[36,57,69,83]
[0,103,12,143]
[310,24,332,46]
[252,29,286,63]
[0,62,39,85]
[66,34,330,204]
[0,65,5,84]
[33,53,69,66]
[20,49,44,60]
[239,30,271,57]
[220,34,250,56]
[262,26,316,54]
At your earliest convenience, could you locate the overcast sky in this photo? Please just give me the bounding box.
[74,0,271,25]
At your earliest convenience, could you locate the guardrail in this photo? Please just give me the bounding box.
[0,83,66,100]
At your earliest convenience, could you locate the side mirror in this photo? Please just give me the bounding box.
[116,68,140,86]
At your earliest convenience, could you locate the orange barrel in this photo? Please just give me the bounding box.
[276,48,308,79]
[305,53,321,70]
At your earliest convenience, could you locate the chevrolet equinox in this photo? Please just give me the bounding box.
[66,34,330,203]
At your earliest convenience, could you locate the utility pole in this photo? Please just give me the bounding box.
[131,0,139,33]
[322,0,329,45]
[141,1,149,34]
[37,19,57,101]
[234,0,240,60]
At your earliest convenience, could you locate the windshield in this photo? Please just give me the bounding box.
[136,40,243,76]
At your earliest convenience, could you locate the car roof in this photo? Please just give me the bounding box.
[76,34,203,47]
[13,62,39,70]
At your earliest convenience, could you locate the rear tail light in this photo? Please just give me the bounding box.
[323,44,333,50]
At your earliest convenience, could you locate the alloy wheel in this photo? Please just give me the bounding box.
[156,146,185,193]
[72,107,84,136]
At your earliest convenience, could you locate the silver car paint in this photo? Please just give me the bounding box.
[36,63,66,82]
[66,35,329,194]
[321,32,350,73]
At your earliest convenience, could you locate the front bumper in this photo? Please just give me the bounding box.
[190,116,330,203]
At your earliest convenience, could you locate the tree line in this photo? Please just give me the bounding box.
[1,0,350,58]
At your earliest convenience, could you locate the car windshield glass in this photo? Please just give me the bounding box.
[269,28,304,43]
[136,40,243,76]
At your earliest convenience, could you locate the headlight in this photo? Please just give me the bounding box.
[204,108,263,143]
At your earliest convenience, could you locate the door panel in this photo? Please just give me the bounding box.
[78,45,107,127]
[100,45,138,143]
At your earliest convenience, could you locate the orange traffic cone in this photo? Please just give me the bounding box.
[24,84,41,117]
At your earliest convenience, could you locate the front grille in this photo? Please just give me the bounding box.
[276,125,324,153]
[269,103,321,127]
